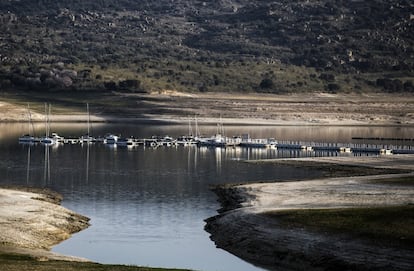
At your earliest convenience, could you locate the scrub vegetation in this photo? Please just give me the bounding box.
[0,0,412,94]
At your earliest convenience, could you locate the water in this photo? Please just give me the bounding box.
[1,123,413,271]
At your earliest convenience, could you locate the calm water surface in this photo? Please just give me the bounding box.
[1,123,413,271]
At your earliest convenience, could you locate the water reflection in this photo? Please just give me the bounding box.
[25,144,32,184]
[83,143,90,184]
[43,144,50,185]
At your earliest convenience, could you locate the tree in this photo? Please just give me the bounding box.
[259,78,274,89]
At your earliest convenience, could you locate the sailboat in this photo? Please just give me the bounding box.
[176,116,199,146]
[197,117,227,147]
[19,103,36,143]
[80,103,94,143]
[40,103,56,145]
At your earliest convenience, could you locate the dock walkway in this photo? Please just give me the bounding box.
[276,140,414,154]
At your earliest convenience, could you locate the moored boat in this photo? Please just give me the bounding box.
[40,136,55,145]
[105,134,119,144]
[19,134,36,143]
[117,137,136,146]
[51,132,64,143]
[40,103,56,145]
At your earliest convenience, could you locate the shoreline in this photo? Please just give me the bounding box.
[205,155,414,271]
[0,186,90,262]
[2,115,414,128]
[2,92,414,126]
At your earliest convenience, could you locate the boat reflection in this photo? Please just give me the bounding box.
[43,144,51,185]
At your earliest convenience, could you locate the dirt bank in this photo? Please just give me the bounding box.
[2,92,414,125]
[205,155,414,271]
[0,187,90,261]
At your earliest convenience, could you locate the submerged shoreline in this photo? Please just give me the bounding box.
[205,155,414,271]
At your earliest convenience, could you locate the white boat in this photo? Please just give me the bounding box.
[198,134,227,147]
[105,134,119,144]
[197,119,231,147]
[51,132,64,143]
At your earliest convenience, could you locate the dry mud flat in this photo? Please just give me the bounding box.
[0,187,90,261]
[205,155,414,271]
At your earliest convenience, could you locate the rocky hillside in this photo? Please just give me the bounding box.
[0,0,413,93]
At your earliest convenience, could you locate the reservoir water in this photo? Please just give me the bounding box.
[1,123,413,271]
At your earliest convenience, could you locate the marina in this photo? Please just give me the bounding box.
[17,104,414,154]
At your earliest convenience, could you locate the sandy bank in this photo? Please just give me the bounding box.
[0,187,90,261]
[206,155,414,270]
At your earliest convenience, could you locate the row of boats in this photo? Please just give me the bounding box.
[18,103,279,148]
[19,133,278,148]
[19,103,279,148]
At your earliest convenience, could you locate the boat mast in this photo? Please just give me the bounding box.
[48,103,51,137]
[188,117,193,136]
[44,103,48,137]
[219,115,225,136]
[44,103,51,138]
[87,103,90,136]
[195,115,199,138]
[27,103,35,136]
